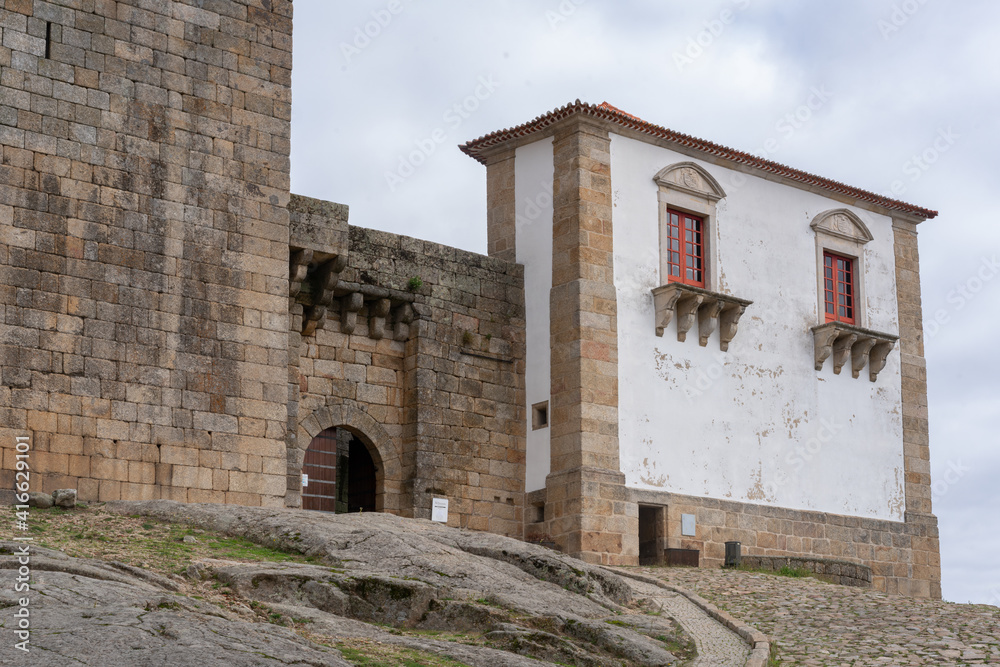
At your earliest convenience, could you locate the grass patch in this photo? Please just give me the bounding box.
[333,639,471,666]
[736,563,814,579]
[20,505,319,575]
[776,566,811,578]
[656,632,697,662]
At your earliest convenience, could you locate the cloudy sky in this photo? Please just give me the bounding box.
[289,1,1000,605]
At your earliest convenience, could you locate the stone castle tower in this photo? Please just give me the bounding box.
[0,0,526,535]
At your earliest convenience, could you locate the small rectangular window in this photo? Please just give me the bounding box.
[529,503,545,523]
[823,251,855,324]
[666,209,704,287]
[531,401,548,430]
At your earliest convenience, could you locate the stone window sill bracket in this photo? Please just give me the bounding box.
[811,321,897,381]
[652,283,752,351]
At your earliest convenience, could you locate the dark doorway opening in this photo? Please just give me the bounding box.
[347,436,376,512]
[303,427,377,514]
[638,505,666,566]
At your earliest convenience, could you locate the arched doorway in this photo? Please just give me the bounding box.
[302,427,377,513]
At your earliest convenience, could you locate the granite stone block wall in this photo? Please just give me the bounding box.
[0,0,294,506]
[285,197,526,537]
[625,489,940,597]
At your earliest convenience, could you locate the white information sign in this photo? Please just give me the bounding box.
[681,513,697,536]
[301,473,309,488]
[431,497,449,523]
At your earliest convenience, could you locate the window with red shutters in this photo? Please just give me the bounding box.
[665,209,705,287]
[823,251,855,324]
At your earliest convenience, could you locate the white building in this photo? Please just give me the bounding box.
[462,101,941,598]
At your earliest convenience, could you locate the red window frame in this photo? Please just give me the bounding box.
[823,251,855,324]
[665,209,705,287]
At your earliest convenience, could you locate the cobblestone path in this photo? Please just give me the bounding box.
[644,566,1000,666]
[624,575,751,666]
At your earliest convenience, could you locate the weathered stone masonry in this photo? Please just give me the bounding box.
[1,0,939,597]
[0,0,526,535]
[285,195,526,536]
[1,0,295,506]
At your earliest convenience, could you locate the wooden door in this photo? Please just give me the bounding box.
[302,428,339,512]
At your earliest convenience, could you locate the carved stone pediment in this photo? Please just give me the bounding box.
[652,283,752,351]
[810,209,874,245]
[811,322,897,381]
[653,162,727,202]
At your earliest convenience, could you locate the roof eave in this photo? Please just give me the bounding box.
[460,101,938,222]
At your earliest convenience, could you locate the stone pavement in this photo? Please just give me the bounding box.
[647,566,1000,666]
[622,575,752,666]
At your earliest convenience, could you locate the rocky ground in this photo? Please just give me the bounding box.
[654,566,1000,666]
[5,500,996,666]
[0,501,698,666]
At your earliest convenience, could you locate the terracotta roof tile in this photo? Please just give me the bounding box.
[459,100,937,220]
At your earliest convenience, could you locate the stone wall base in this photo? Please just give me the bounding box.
[537,467,638,566]
[738,555,873,588]
[629,489,940,598]
[528,485,941,598]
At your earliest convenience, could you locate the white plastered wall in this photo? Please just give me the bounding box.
[515,137,554,492]
[610,134,905,521]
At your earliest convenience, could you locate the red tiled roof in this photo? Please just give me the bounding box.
[459,100,937,220]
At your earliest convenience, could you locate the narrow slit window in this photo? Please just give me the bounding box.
[823,251,855,324]
[666,209,704,287]
[45,22,52,59]
[531,401,548,430]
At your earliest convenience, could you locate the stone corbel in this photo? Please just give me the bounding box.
[832,333,857,375]
[301,255,347,335]
[340,292,364,335]
[651,283,753,350]
[312,255,347,307]
[812,327,841,371]
[393,303,414,341]
[811,322,898,382]
[698,300,725,347]
[851,338,877,379]
[289,248,313,297]
[369,298,391,340]
[302,305,325,336]
[868,341,895,382]
[675,294,704,343]
[653,289,682,336]
[719,304,746,352]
